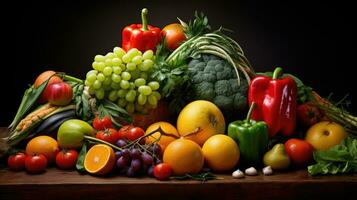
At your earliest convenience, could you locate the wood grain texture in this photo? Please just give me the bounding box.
[1,166,356,200]
[1,128,357,200]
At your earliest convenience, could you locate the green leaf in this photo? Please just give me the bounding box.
[182,11,211,38]
[308,137,357,175]
[97,100,132,128]
[9,76,53,130]
[76,142,88,173]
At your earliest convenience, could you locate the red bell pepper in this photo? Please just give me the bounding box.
[122,8,161,52]
[248,67,297,137]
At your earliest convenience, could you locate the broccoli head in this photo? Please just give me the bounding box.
[187,54,248,119]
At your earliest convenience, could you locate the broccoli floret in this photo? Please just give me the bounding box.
[215,80,233,96]
[194,82,215,100]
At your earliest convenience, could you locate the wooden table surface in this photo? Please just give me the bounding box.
[1,128,357,200]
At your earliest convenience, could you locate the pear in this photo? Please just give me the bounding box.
[263,143,290,170]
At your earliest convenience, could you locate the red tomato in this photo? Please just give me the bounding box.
[55,149,78,170]
[25,154,48,174]
[161,23,187,50]
[297,102,322,127]
[7,152,26,171]
[46,82,73,106]
[93,115,113,130]
[285,139,313,166]
[96,128,120,144]
[153,163,172,180]
[117,125,134,139]
[126,127,145,142]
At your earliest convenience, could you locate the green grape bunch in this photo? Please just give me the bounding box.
[85,47,161,114]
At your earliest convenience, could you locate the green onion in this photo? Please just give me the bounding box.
[166,31,255,85]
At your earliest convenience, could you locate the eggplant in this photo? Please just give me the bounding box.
[34,109,76,134]
[43,116,75,134]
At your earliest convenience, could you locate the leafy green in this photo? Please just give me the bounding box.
[97,99,132,128]
[308,137,357,175]
[151,40,192,113]
[69,82,93,122]
[76,141,88,173]
[179,11,211,39]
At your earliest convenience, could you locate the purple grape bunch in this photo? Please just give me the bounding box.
[114,140,162,177]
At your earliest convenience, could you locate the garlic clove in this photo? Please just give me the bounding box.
[232,169,245,178]
[245,167,258,176]
[263,166,273,175]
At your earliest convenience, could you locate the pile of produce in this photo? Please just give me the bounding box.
[1,8,357,180]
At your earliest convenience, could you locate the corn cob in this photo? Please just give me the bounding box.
[15,103,58,132]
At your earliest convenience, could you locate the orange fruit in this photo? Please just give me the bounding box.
[163,138,204,175]
[145,122,180,151]
[177,100,225,146]
[33,70,62,88]
[202,134,240,171]
[26,136,59,163]
[84,144,115,175]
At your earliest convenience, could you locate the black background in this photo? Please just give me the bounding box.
[1,0,355,126]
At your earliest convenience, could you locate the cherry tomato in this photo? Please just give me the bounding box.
[297,102,322,127]
[126,127,145,141]
[55,149,78,170]
[285,139,313,166]
[153,163,172,180]
[93,115,113,130]
[96,128,120,144]
[161,23,187,50]
[7,152,26,171]
[117,125,134,139]
[25,154,48,174]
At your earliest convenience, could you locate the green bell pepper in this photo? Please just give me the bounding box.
[228,102,269,166]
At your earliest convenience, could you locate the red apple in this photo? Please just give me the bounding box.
[46,82,73,106]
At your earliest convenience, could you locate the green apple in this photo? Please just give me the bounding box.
[57,119,95,149]
[305,121,347,150]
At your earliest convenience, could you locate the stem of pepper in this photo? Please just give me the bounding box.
[272,67,283,79]
[141,8,148,31]
[245,102,255,123]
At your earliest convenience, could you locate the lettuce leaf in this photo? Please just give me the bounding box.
[308,137,357,175]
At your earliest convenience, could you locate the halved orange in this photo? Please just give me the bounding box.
[84,144,115,175]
